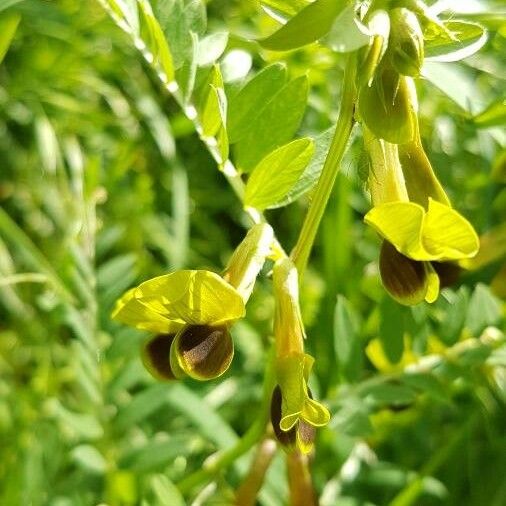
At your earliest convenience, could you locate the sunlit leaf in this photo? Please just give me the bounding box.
[425,20,487,62]
[260,0,347,51]
[244,138,314,210]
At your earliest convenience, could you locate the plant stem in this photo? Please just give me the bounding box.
[291,54,357,278]
[235,437,277,506]
[286,452,318,506]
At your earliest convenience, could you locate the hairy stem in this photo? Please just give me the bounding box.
[291,54,357,278]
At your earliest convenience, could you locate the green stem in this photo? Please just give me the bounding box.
[177,344,277,495]
[290,54,357,278]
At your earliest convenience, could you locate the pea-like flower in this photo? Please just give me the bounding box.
[270,353,330,454]
[112,224,273,381]
[113,269,245,380]
[362,127,479,305]
[270,259,330,453]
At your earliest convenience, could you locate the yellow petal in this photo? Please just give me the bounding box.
[276,354,306,432]
[134,270,245,326]
[424,262,440,303]
[365,201,428,259]
[296,421,316,454]
[111,288,183,333]
[301,397,330,427]
[422,199,480,260]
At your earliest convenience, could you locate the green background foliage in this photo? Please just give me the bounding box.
[0,0,505,505]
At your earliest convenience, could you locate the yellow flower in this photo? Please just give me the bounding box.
[362,128,479,305]
[113,270,245,380]
[270,354,330,454]
[112,224,274,381]
[270,259,330,453]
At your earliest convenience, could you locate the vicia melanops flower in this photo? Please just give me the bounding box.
[112,224,273,381]
[362,126,479,305]
[270,259,330,454]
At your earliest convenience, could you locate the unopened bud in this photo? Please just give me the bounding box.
[358,62,417,144]
[389,8,424,77]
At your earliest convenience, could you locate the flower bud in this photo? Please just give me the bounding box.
[170,324,234,381]
[142,333,179,381]
[358,62,417,144]
[223,223,274,303]
[379,240,428,305]
[389,8,424,77]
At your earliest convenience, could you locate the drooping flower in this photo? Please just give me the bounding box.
[270,353,330,454]
[112,224,274,381]
[362,127,479,305]
[270,259,330,453]
[113,269,245,380]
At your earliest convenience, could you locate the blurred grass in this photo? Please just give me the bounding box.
[0,1,505,505]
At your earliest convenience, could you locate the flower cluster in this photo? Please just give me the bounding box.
[357,7,479,305]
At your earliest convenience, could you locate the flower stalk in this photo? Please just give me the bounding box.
[291,53,358,278]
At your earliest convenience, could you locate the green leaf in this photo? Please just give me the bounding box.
[71,445,107,475]
[474,99,506,128]
[120,437,195,472]
[333,295,362,381]
[0,10,20,64]
[363,383,416,407]
[199,65,229,161]
[227,63,287,143]
[324,4,371,53]
[234,75,308,172]
[438,287,469,345]
[260,0,347,51]
[260,0,310,21]
[425,20,487,62]
[138,0,175,83]
[150,475,185,506]
[197,31,228,66]
[155,0,206,69]
[244,138,314,210]
[465,283,501,336]
[0,0,25,13]
[272,125,335,207]
[379,297,406,364]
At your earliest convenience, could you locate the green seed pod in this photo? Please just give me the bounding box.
[389,8,424,77]
[358,62,417,144]
[379,240,428,305]
[141,334,179,381]
[170,324,234,381]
